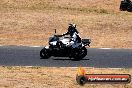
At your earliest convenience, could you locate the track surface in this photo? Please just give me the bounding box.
[0,46,132,68]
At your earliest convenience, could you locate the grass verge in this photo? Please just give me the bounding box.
[0,66,131,88]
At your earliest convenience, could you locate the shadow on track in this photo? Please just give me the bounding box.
[53,58,90,61]
[1,46,132,67]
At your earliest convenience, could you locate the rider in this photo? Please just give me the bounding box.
[63,23,81,48]
[63,23,79,36]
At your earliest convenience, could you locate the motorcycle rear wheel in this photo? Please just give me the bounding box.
[72,47,87,61]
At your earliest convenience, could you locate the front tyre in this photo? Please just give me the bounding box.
[40,48,51,59]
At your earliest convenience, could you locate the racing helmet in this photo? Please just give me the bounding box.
[68,23,76,29]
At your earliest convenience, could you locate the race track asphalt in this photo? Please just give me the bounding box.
[0,46,132,68]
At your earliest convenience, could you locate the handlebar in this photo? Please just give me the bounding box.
[54,35,63,37]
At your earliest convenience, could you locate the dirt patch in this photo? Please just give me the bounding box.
[0,0,132,48]
[0,66,131,88]
[0,1,132,88]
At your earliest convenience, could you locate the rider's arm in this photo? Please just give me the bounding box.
[63,31,69,36]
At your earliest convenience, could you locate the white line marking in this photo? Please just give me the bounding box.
[0,45,42,47]
[23,66,34,67]
[28,46,41,47]
[99,48,112,49]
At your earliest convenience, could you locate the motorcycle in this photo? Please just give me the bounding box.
[40,30,91,60]
[120,0,132,11]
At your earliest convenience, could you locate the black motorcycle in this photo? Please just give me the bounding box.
[120,0,132,11]
[40,30,91,60]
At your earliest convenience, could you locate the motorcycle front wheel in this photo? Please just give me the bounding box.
[40,48,51,59]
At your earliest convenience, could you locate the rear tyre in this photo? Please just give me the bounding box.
[40,48,51,59]
[73,47,87,61]
[127,4,132,11]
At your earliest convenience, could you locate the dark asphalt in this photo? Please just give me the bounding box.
[0,46,132,68]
